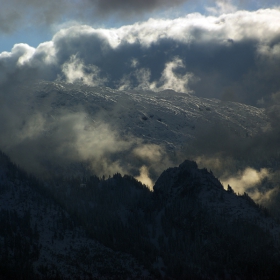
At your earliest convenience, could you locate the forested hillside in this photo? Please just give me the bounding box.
[1,151,280,279]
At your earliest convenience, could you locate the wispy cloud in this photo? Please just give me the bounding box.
[221,167,270,195]
[206,0,237,15]
[61,54,107,86]
[135,166,154,190]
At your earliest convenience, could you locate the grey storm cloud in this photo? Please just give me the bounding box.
[0,0,72,33]
[1,1,278,34]
[88,0,187,15]
[0,0,189,33]
[1,9,280,105]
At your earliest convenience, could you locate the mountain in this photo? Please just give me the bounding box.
[24,80,268,149]
[3,80,273,185]
[2,149,280,279]
[0,151,151,279]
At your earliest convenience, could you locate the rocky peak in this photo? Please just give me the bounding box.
[153,159,223,198]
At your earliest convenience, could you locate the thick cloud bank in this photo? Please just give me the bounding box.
[1,9,280,105]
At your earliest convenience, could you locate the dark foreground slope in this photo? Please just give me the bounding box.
[1,151,280,279]
[152,161,280,279]
[0,151,151,279]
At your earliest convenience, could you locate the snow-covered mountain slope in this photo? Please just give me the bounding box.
[2,79,273,184]
[25,80,268,150]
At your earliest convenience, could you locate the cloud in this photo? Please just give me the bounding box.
[0,91,169,179]
[206,0,237,15]
[0,0,189,34]
[0,76,175,179]
[87,0,188,17]
[220,167,280,216]
[0,0,72,33]
[61,54,107,86]
[118,57,196,93]
[132,144,173,181]
[150,57,197,93]
[135,166,154,190]
[221,167,270,195]
[1,9,280,104]
[133,144,164,163]
[3,0,278,35]
[219,167,280,218]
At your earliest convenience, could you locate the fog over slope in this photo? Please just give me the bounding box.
[1,80,279,213]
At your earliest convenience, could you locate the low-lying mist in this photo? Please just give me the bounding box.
[0,82,174,189]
